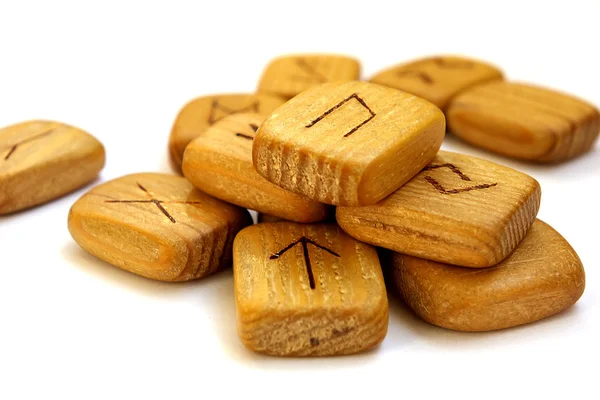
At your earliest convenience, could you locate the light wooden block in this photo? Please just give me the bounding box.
[182,113,330,223]
[390,219,585,331]
[252,81,445,206]
[257,54,361,99]
[447,81,600,162]
[233,222,388,356]
[337,150,541,267]
[169,93,286,169]
[68,173,252,282]
[370,55,503,110]
[1,120,105,214]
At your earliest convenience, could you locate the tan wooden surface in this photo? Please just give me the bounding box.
[182,113,330,222]
[337,150,540,267]
[0,120,105,214]
[390,219,585,331]
[257,54,361,99]
[169,93,285,170]
[369,55,503,110]
[233,222,388,356]
[447,81,600,162]
[253,81,445,206]
[68,173,252,282]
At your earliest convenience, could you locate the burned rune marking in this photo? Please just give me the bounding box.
[305,93,376,137]
[105,182,203,223]
[395,58,474,84]
[424,163,472,180]
[396,70,434,84]
[2,128,56,160]
[431,58,474,69]
[235,123,259,140]
[291,58,328,83]
[270,236,340,290]
[207,100,260,124]
[423,163,498,194]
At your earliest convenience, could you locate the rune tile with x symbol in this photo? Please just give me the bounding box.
[105,182,203,223]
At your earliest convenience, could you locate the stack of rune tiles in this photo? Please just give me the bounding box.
[179,54,592,354]
[5,54,592,358]
[370,55,600,162]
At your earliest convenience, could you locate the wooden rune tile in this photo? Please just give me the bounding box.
[68,173,252,282]
[370,55,503,110]
[447,81,600,162]
[389,220,585,331]
[337,151,541,267]
[257,54,361,99]
[182,113,329,223]
[0,120,105,214]
[169,93,285,170]
[233,222,388,356]
[252,81,445,206]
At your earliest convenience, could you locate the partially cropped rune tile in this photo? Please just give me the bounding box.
[182,113,330,223]
[389,219,585,331]
[257,54,361,99]
[337,151,541,267]
[370,55,503,110]
[447,81,600,162]
[252,81,445,206]
[68,173,252,282]
[169,93,285,169]
[233,222,388,356]
[0,120,105,214]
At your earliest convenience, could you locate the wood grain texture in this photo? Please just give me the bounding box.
[0,120,105,214]
[257,54,361,99]
[169,93,285,170]
[369,55,503,110]
[233,222,388,356]
[182,113,330,222]
[337,150,541,267]
[447,81,600,162]
[390,219,585,331]
[252,81,445,206]
[68,173,252,282]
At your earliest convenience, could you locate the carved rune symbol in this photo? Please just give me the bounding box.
[423,163,498,194]
[396,70,434,84]
[270,236,340,289]
[305,93,376,137]
[2,128,56,161]
[291,58,327,83]
[396,58,474,84]
[235,123,259,140]
[105,183,203,223]
[431,58,474,68]
[207,99,260,124]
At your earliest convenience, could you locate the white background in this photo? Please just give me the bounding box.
[1,1,599,399]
